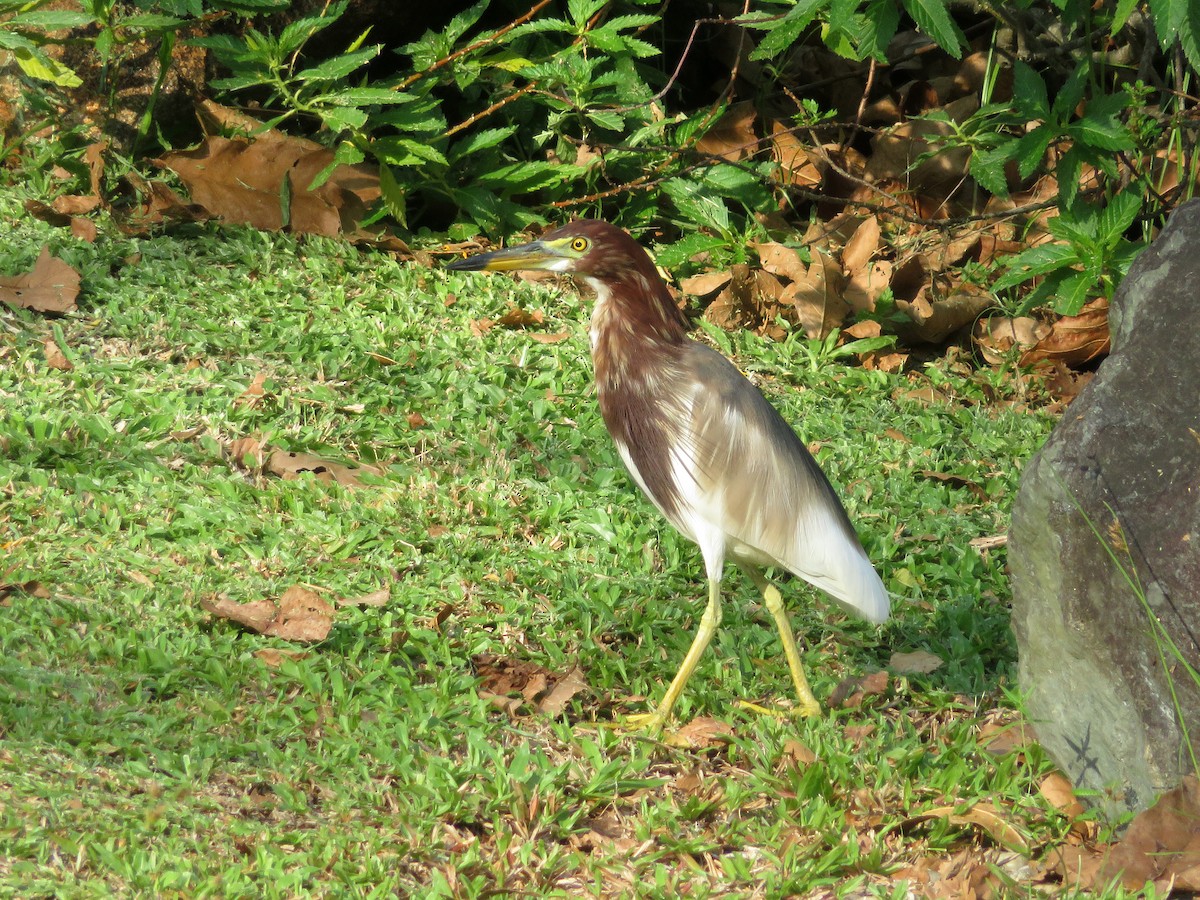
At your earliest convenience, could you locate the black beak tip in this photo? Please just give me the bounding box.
[445,256,483,271]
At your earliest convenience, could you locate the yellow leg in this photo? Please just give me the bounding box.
[623,576,722,732]
[746,569,821,718]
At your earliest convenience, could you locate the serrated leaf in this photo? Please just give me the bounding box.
[1011,60,1049,119]
[902,0,964,57]
[993,242,1078,291]
[1053,270,1097,315]
[748,0,824,60]
[296,45,380,82]
[859,0,901,61]
[319,105,368,133]
[1097,191,1142,244]
[1014,124,1054,178]
[1050,64,1087,122]
[11,46,82,87]
[378,164,407,228]
[119,13,186,31]
[970,144,1014,197]
[653,233,728,269]
[449,126,518,161]
[9,10,94,30]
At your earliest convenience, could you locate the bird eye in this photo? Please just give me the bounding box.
[570,237,590,252]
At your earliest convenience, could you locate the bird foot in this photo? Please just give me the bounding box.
[737,698,821,719]
[611,711,668,734]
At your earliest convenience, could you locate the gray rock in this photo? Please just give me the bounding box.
[1009,200,1200,821]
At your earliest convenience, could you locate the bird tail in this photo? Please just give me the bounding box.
[804,545,891,625]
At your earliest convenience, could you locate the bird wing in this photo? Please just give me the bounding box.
[667,342,889,623]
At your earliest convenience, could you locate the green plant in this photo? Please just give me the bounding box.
[992,191,1144,315]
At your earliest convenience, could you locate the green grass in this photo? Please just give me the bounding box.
[0,183,1102,896]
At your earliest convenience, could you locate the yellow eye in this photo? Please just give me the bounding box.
[570,237,590,252]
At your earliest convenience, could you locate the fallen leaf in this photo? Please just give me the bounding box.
[697,101,757,161]
[770,120,821,187]
[228,435,267,472]
[909,802,1029,852]
[527,331,571,344]
[201,586,335,643]
[916,469,989,501]
[974,315,1050,365]
[666,716,735,749]
[156,132,382,240]
[537,664,588,716]
[43,338,73,371]
[1021,298,1110,368]
[841,217,881,276]
[338,588,390,608]
[786,248,849,338]
[235,371,268,407]
[0,246,81,314]
[266,449,383,487]
[782,739,817,765]
[680,271,733,299]
[254,647,309,667]
[889,650,943,674]
[1040,772,1086,818]
[495,306,544,328]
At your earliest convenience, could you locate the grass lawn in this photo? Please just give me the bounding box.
[0,183,1096,896]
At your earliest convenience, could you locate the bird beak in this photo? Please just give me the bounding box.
[445,240,565,273]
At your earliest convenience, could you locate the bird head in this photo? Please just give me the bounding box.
[446,220,656,281]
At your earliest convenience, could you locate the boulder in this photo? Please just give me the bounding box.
[1009,200,1200,821]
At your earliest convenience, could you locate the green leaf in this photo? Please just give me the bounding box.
[1052,269,1097,315]
[901,0,964,57]
[448,127,518,162]
[1067,92,1135,152]
[325,87,415,107]
[373,137,447,167]
[1049,64,1087,122]
[10,45,82,87]
[1014,124,1054,178]
[319,105,368,133]
[296,45,381,82]
[653,233,728,270]
[747,0,825,60]
[858,0,901,61]
[1096,191,1142,245]
[378,164,407,228]
[1011,60,1049,119]
[969,144,1014,197]
[8,10,94,30]
[1054,146,1083,210]
[119,13,186,31]
[993,242,1078,291]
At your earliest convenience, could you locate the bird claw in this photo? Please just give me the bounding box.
[737,698,821,719]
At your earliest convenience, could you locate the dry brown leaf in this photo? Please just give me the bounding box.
[0,246,81,314]
[889,649,943,674]
[1020,298,1110,368]
[666,716,735,749]
[1039,772,1086,819]
[228,435,267,472]
[254,647,309,667]
[973,315,1050,365]
[753,241,806,283]
[782,739,817,765]
[201,587,334,643]
[916,469,989,501]
[338,588,390,608]
[770,120,822,187]
[266,449,383,487]
[537,664,588,716]
[897,281,993,344]
[527,331,571,344]
[910,802,1029,852]
[495,306,544,328]
[235,371,268,408]
[697,101,757,161]
[680,271,733,299]
[979,718,1036,756]
[786,248,849,338]
[43,338,73,371]
[157,133,380,239]
[842,217,881,276]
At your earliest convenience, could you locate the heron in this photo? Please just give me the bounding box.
[447,220,889,730]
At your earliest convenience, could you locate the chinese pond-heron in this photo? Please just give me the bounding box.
[447,220,889,729]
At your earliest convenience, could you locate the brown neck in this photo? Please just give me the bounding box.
[587,273,689,390]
